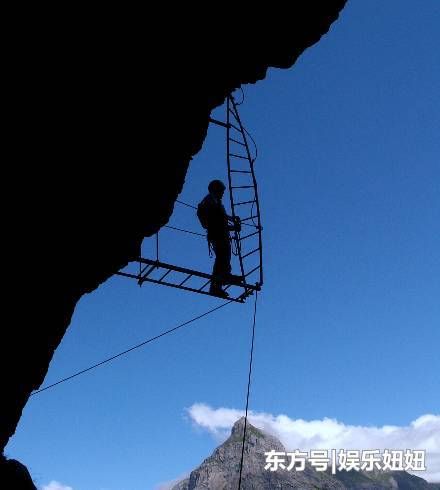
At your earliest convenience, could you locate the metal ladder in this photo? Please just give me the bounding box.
[225,94,263,290]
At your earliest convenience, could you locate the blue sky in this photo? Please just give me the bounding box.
[6,1,440,489]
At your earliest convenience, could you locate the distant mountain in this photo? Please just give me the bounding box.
[172,417,438,490]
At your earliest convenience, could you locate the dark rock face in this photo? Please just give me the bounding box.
[1,2,347,485]
[172,419,437,490]
[0,456,36,490]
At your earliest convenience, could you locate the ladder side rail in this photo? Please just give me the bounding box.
[229,95,264,287]
[226,96,246,280]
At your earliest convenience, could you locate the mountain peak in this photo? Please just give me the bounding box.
[172,420,438,490]
[231,416,248,433]
[234,415,247,426]
[229,417,280,449]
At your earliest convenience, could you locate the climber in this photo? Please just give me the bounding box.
[197,179,242,298]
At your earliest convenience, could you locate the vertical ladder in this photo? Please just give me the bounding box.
[226,94,263,288]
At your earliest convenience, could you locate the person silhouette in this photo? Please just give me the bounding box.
[197,180,241,297]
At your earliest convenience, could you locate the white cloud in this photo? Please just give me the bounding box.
[187,403,440,482]
[41,481,73,490]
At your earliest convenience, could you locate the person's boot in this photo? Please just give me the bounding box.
[209,284,229,298]
[216,288,230,298]
[226,273,244,285]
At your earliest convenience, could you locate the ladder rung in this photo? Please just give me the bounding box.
[140,263,157,279]
[229,137,245,146]
[232,185,253,189]
[179,274,193,286]
[241,215,258,223]
[198,279,211,291]
[229,153,247,160]
[239,230,259,241]
[242,248,259,259]
[245,265,261,278]
[158,269,172,281]
[235,200,255,206]
[230,170,251,174]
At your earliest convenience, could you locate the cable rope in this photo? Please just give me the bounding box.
[243,126,258,162]
[238,290,259,489]
[164,224,206,238]
[250,199,259,228]
[234,87,245,106]
[175,199,197,210]
[30,300,233,397]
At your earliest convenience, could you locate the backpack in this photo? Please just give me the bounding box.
[197,198,210,230]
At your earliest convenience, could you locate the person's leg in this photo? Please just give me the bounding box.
[210,237,231,294]
[211,240,221,292]
[222,238,232,284]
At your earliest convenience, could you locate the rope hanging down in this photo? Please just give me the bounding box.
[31,300,233,397]
[238,290,259,490]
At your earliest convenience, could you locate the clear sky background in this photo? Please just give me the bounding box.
[6,1,440,489]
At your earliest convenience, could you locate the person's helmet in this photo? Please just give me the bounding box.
[208,179,226,193]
